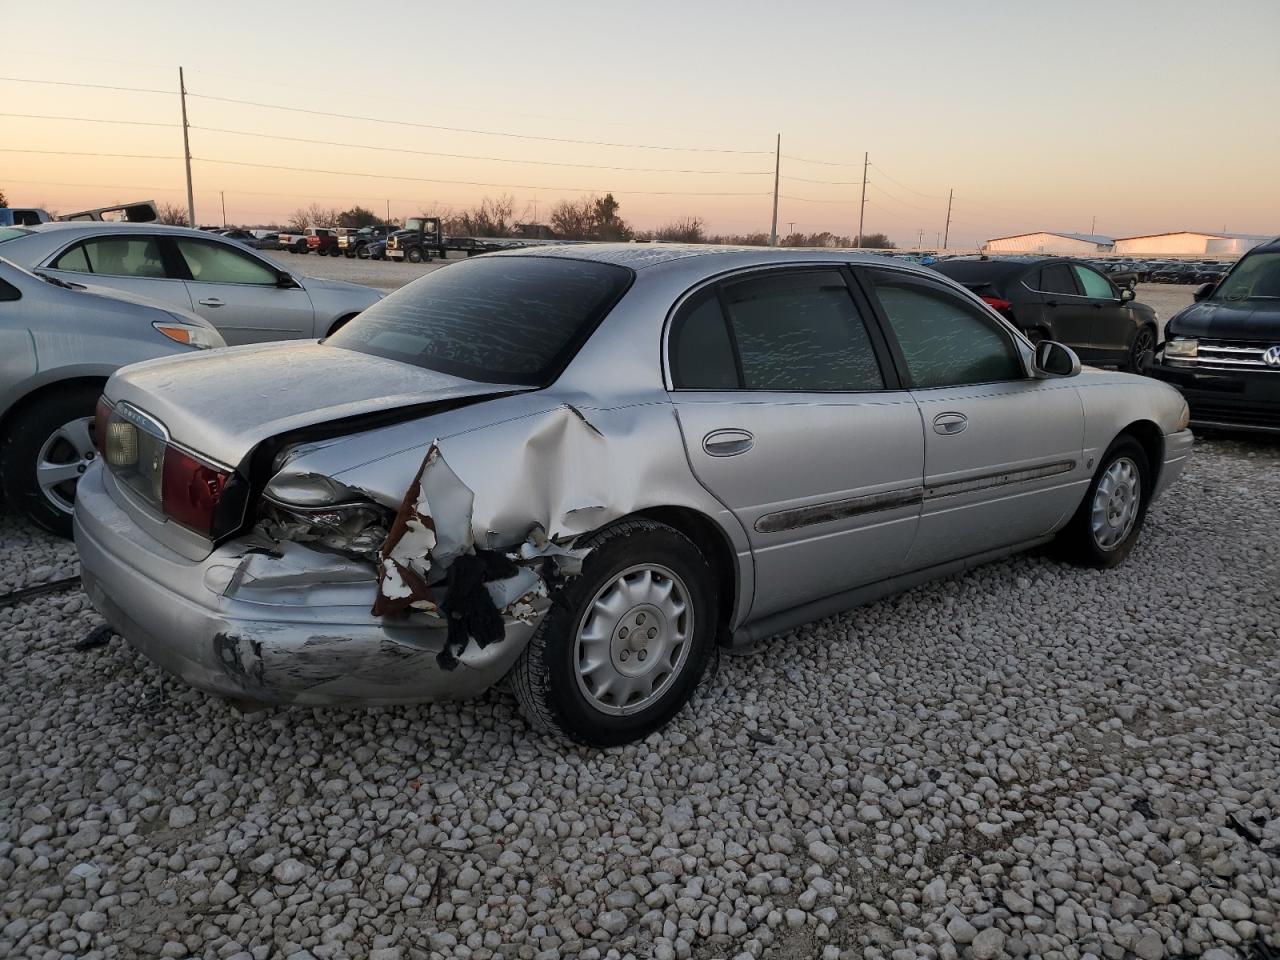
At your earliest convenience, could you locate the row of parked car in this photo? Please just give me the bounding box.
[206,222,521,263]
[2,216,1276,743]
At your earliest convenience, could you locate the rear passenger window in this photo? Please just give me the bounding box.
[1071,264,1114,299]
[53,236,167,278]
[670,290,738,390]
[869,270,1024,388]
[1038,263,1078,296]
[721,270,884,392]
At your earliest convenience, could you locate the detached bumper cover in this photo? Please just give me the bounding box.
[73,465,547,706]
[1152,362,1280,433]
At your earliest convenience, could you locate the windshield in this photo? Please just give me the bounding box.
[1213,251,1280,301]
[327,255,633,385]
[0,227,34,244]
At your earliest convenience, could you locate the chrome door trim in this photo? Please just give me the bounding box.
[754,486,924,534]
[924,459,1077,500]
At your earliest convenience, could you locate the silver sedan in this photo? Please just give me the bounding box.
[74,246,1192,745]
[0,256,223,535]
[0,222,382,345]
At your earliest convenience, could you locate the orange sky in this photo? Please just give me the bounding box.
[3,0,1278,246]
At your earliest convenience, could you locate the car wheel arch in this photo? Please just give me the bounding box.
[630,505,739,646]
[0,375,109,443]
[1114,420,1163,494]
[326,313,359,337]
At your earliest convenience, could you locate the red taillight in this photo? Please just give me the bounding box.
[93,396,112,455]
[161,447,229,535]
[981,296,1013,312]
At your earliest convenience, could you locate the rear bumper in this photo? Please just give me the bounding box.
[1151,362,1280,434]
[73,465,546,706]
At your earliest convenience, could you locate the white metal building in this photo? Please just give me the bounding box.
[1113,231,1273,256]
[983,232,1115,255]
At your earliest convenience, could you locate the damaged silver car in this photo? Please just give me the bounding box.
[74,246,1193,745]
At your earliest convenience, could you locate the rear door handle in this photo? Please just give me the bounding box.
[933,412,968,436]
[198,297,225,307]
[703,429,754,457]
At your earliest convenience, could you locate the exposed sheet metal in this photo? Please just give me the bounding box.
[754,487,924,534]
[924,460,1078,500]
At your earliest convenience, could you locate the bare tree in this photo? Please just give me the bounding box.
[652,216,705,244]
[288,204,341,231]
[0,187,7,207]
[157,202,189,226]
[859,232,896,249]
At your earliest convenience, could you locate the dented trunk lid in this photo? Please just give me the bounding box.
[104,341,522,470]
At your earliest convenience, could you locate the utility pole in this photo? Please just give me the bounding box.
[1091,215,1096,234]
[179,67,195,227]
[386,199,390,223]
[936,232,941,247]
[220,191,226,228]
[942,188,953,250]
[769,134,780,247]
[787,222,795,236]
[917,228,923,248]
[856,151,868,248]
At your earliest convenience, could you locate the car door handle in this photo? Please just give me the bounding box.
[703,429,754,457]
[198,297,225,307]
[933,412,968,436]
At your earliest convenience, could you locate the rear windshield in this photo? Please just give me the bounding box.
[327,255,633,385]
[0,227,34,243]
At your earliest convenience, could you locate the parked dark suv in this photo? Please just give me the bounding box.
[1151,237,1280,432]
[931,257,1158,370]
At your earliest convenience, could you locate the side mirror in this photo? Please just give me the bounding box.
[1119,287,1136,303]
[1033,340,1081,379]
[276,271,300,289]
[1193,282,1215,302]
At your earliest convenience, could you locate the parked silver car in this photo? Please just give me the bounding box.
[74,247,1192,744]
[0,255,224,535]
[0,223,382,345]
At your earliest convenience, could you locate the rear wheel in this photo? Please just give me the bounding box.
[0,384,103,538]
[1126,325,1156,373]
[510,519,717,746]
[1056,437,1150,568]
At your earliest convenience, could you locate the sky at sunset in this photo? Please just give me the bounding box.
[3,0,1278,247]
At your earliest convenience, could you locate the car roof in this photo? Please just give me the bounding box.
[20,221,205,236]
[930,257,1051,284]
[485,242,906,273]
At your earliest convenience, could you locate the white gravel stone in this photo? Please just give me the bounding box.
[0,436,1275,960]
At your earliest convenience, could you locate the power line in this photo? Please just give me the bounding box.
[186,91,772,155]
[190,125,772,176]
[866,180,938,214]
[780,174,863,187]
[0,75,172,95]
[781,154,864,168]
[0,148,179,161]
[0,112,178,128]
[192,156,772,197]
[868,162,946,199]
[780,194,861,205]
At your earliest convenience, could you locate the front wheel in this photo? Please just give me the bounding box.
[405,247,424,264]
[510,519,717,746]
[356,245,370,260]
[1056,437,1150,568]
[0,384,103,537]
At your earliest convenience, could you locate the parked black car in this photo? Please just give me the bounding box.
[339,224,396,259]
[931,257,1158,370]
[1151,237,1280,432]
[1150,263,1199,284]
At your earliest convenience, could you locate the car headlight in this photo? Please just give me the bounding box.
[1164,337,1198,359]
[154,322,225,350]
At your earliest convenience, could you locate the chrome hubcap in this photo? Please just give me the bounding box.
[1090,456,1141,551]
[574,563,693,716]
[36,416,96,515]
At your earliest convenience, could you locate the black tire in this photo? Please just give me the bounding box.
[1023,327,1049,346]
[1056,436,1151,568]
[510,519,718,747]
[0,384,103,538]
[356,245,370,260]
[1126,325,1156,374]
[406,247,424,264]
[326,314,356,337]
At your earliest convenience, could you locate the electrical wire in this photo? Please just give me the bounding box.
[0,75,172,95]
[780,174,862,187]
[867,162,946,199]
[191,156,773,196]
[190,125,772,176]
[782,154,864,168]
[185,91,772,155]
[0,148,179,161]
[0,112,179,128]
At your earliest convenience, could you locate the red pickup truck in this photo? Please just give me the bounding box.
[277,227,338,255]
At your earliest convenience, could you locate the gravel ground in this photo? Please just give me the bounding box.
[1,434,1277,960]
